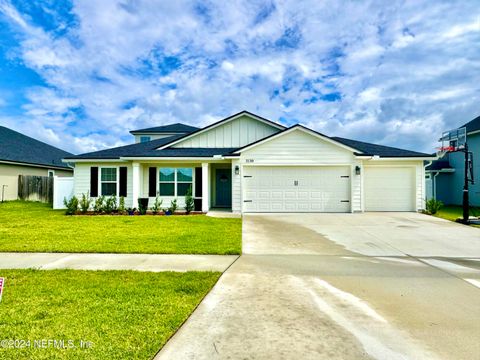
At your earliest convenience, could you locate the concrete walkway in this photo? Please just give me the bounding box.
[0,253,238,272]
[156,213,480,360]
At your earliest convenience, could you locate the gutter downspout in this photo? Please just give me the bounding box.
[424,161,433,201]
[433,172,440,199]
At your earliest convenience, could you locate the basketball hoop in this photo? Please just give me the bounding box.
[436,145,455,158]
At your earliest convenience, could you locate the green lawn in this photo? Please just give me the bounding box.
[0,269,220,360]
[0,201,241,254]
[433,205,480,228]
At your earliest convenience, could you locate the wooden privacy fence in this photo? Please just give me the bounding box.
[18,175,53,203]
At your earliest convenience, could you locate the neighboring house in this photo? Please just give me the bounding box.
[426,115,480,206]
[0,126,73,201]
[64,111,435,213]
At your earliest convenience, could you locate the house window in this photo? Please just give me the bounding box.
[159,168,175,196]
[158,167,193,196]
[140,136,151,143]
[101,167,117,196]
[48,170,55,177]
[176,168,193,196]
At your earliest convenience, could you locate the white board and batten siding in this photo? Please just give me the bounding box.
[173,115,280,148]
[239,129,362,213]
[73,163,133,206]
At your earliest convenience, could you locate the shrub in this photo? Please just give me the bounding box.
[63,196,79,215]
[138,198,148,215]
[93,196,105,214]
[426,198,443,215]
[79,192,92,214]
[118,196,126,214]
[151,195,163,214]
[184,186,194,214]
[169,199,178,214]
[104,196,117,214]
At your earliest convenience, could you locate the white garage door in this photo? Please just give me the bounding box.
[364,167,415,211]
[243,166,351,212]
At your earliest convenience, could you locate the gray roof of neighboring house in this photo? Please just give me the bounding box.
[0,126,73,169]
[129,123,199,134]
[331,136,435,158]
[461,115,480,134]
[425,160,452,171]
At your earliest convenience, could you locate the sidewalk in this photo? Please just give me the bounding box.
[0,253,238,272]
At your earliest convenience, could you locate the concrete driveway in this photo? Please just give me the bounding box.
[156,213,480,360]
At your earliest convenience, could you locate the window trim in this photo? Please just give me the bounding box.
[158,167,175,196]
[176,168,194,197]
[157,167,195,197]
[98,166,119,197]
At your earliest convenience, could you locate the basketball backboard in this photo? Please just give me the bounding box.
[438,127,466,157]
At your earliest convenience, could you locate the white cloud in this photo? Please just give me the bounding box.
[0,0,478,154]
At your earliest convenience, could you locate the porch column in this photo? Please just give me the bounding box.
[202,162,210,212]
[132,162,140,208]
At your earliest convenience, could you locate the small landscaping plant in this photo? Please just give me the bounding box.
[118,196,126,214]
[138,198,148,215]
[151,195,163,214]
[169,198,178,214]
[185,187,194,214]
[104,196,117,214]
[426,198,443,215]
[63,196,79,215]
[79,192,92,214]
[93,196,105,214]
[126,207,136,215]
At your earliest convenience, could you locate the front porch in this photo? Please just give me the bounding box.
[130,160,235,213]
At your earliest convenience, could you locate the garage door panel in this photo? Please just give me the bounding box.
[364,167,415,211]
[243,166,351,213]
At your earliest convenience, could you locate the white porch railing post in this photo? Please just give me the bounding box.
[132,162,140,208]
[202,162,209,213]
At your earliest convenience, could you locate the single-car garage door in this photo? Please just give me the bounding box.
[364,167,415,211]
[243,166,351,212]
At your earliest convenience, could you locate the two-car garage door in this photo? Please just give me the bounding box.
[243,166,351,212]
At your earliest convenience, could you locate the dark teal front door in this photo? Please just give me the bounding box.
[215,169,232,207]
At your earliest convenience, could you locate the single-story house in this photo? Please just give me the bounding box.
[0,126,73,201]
[426,115,479,206]
[64,111,435,213]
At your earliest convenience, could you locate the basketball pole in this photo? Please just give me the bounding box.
[462,142,469,224]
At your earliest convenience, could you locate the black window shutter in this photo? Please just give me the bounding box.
[195,167,202,197]
[119,167,127,197]
[148,167,157,197]
[90,167,98,197]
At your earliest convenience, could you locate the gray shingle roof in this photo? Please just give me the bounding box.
[130,123,199,134]
[67,117,435,160]
[64,135,184,159]
[331,136,435,158]
[64,135,237,159]
[425,160,452,171]
[0,126,73,169]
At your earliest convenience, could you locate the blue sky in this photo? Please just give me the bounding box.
[0,0,479,154]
